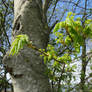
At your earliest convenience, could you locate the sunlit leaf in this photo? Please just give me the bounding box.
[9,34,29,56]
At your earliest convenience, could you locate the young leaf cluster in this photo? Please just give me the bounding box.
[53,12,92,54]
[9,34,30,55]
[43,12,92,85]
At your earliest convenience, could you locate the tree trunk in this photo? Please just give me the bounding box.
[3,0,51,92]
[80,37,86,92]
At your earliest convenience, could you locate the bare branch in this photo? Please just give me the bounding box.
[50,7,67,31]
[48,0,59,23]
[2,0,8,9]
[50,20,58,31]
[73,0,81,13]
[82,0,88,22]
[61,0,90,10]
[73,51,92,61]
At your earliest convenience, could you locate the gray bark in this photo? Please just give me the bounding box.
[3,0,51,92]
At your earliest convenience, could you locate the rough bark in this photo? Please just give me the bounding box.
[3,0,51,92]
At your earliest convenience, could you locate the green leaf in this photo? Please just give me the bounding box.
[65,36,71,45]
[9,34,30,56]
[53,23,60,33]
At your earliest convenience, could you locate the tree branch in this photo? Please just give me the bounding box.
[43,0,53,15]
[48,0,59,23]
[61,0,90,10]
[50,8,67,31]
[27,43,64,64]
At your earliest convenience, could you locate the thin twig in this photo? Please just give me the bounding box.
[27,43,64,64]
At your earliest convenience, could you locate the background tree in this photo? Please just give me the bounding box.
[0,0,13,92]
